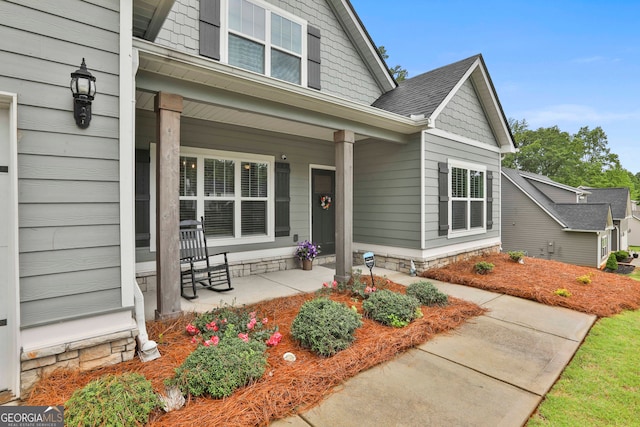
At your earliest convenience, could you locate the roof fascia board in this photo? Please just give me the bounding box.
[502,170,567,228]
[327,0,396,92]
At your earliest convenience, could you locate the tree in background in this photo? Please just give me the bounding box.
[503,119,639,200]
[378,46,408,82]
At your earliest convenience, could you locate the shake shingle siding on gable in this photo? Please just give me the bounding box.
[155,0,383,104]
[0,0,123,327]
[437,80,498,146]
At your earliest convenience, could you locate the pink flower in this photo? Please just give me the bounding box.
[186,323,199,335]
[262,318,269,324]
[364,286,377,294]
[205,321,218,331]
[332,280,338,288]
[238,333,249,342]
[204,336,219,347]
[266,332,283,347]
[190,336,198,344]
[322,282,329,288]
[247,318,257,330]
[249,311,257,319]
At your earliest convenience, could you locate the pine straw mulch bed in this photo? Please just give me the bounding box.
[423,253,640,318]
[26,280,485,426]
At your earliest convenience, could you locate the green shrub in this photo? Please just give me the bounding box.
[290,298,362,356]
[168,325,267,398]
[576,274,592,285]
[474,261,495,274]
[362,289,421,328]
[191,304,275,343]
[606,253,619,271]
[65,373,160,427]
[507,251,526,262]
[406,281,448,306]
[554,288,572,297]
[614,250,630,262]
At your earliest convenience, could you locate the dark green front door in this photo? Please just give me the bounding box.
[312,169,335,255]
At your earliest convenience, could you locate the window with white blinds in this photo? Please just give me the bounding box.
[449,161,486,236]
[178,148,274,245]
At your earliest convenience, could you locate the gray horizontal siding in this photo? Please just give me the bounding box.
[424,132,501,249]
[18,155,119,181]
[353,136,421,249]
[502,178,598,267]
[20,267,121,302]
[0,0,124,327]
[21,289,123,329]
[18,130,119,160]
[529,181,577,203]
[19,225,120,253]
[20,203,120,227]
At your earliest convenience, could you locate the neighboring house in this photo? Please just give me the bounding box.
[630,201,640,247]
[580,187,633,252]
[0,0,514,399]
[502,168,615,267]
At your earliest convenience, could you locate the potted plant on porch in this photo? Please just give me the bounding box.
[295,240,319,270]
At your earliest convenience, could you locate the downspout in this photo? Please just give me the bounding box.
[130,47,159,361]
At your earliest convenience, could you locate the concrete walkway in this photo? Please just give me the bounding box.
[143,265,597,427]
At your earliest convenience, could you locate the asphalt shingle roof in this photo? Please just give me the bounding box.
[584,187,630,219]
[371,55,481,117]
[502,168,610,231]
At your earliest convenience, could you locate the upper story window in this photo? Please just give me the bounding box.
[224,0,306,85]
[449,160,486,236]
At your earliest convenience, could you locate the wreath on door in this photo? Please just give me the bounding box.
[320,195,332,210]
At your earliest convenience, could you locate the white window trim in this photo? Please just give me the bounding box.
[149,145,275,251]
[220,0,308,86]
[448,159,487,238]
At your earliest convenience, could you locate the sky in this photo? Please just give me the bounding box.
[349,0,640,174]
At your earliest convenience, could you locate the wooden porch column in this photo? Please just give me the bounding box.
[155,92,183,320]
[334,130,354,282]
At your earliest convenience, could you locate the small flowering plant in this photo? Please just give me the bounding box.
[295,240,319,261]
[185,304,280,348]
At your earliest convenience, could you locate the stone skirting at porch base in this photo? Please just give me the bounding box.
[353,244,501,276]
[20,328,139,397]
[136,254,337,292]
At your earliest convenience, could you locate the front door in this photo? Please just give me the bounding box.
[311,169,335,255]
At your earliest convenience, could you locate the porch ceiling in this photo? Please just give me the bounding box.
[136,91,346,142]
[134,39,427,144]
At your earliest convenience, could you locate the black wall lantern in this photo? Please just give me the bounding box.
[70,58,96,129]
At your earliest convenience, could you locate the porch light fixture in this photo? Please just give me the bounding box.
[70,58,97,129]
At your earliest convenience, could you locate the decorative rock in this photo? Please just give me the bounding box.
[160,386,185,412]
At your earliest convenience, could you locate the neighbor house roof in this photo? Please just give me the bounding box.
[371,54,515,152]
[502,168,612,232]
[518,170,590,196]
[583,187,631,220]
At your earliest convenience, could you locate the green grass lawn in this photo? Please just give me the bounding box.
[528,309,640,426]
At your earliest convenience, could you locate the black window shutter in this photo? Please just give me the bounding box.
[275,162,290,237]
[438,162,449,236]
[200,0,221,60]
[307,25,321,90]
[486,170,493,229]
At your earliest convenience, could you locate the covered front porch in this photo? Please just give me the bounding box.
[132,40,420,319]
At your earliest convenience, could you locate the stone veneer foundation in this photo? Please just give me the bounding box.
[20,328,138,397]
[353,244,501,275]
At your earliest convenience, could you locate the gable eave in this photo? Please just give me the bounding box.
[327,0,397,93]
[431,57,515,153]
[133,0,176,41]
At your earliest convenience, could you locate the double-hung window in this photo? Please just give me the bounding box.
[449,160,486,236]
[225,0,306,85]
[176,148,274,245]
